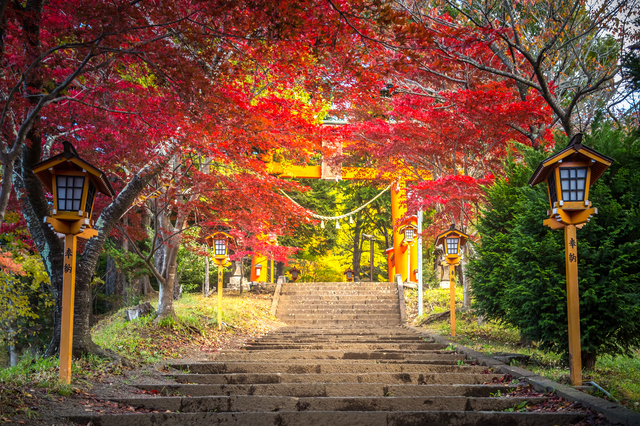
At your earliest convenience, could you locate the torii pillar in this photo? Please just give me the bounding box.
[391,181,410,282]
[250,254,268,282]
[385,247,395,282]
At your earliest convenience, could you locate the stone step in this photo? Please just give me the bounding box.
[188,358,469,366]
[279,299,400,305]
[254,336,423,342]
[283,284,397,287]
[277,308,400,314]
[212,350,464,361]
[109,395,549,413]
[281,292,396,294]
[276,313,401,318]
[278,310,400,316]
[70,410,586,426]
[267,328,414,335]
[242,343,444,351]
[281,290,398,296]
[279,295,398,301]
[281,320,401,326]
[134,383,518,397]
[277,305,399,312]
[168,372,503,385]
[282,282,396,287]
[169,362,488,375]
[246,339,436,349]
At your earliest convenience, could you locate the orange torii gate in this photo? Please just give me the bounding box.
[251,158,423,283]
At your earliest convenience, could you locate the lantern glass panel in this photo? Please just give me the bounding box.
[214,238,226,256]
[559,167,587,201]
[85,182,96,214]
[547,172,558,205]
[405,228,414,242]
[446,237,459,255]
[56,175,85,211]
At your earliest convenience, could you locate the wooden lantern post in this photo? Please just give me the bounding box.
[435,225,469,338]
[205,232,235,330]
[528,134,612,386]
[31,142,115,383]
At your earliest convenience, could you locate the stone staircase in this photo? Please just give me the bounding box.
[275,282,402,326]
[71,282,590,425]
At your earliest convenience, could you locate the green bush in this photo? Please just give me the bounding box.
[469,124,640,366]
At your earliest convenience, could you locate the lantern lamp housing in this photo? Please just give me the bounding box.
[399,224,418,245]
[31,141,115,222]
[345,268,354,281]
[290,267,300,282]
[435,224,469,264]
[529,134,613,213]
[205,231,235,261]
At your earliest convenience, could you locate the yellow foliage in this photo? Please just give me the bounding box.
[0,253,52,341]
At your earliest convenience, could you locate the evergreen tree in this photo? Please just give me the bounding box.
[469,125,640,367]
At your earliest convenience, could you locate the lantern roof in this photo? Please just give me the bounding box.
[205,231,236,247]
[528,134,613,187]
[31,142,116,198]
[434,224,469,247]
[398,223,418,232]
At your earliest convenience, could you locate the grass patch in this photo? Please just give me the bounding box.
[409,291,640,413]
[92,292,283,363]
[0,354,73,395]
[405,287,463,323]
[0,292,282,394]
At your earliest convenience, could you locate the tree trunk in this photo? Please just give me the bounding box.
[157,273,174,319]
[131,274,155,297]
[352,214,363,279]
[173,271,182,300]
[0,160,15,229]
[582,351,597,370]
[141,275,155,295]
[8,321,18,367]
[156,243,179,320]
[203,255,210,296]
[105,236,126,307]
